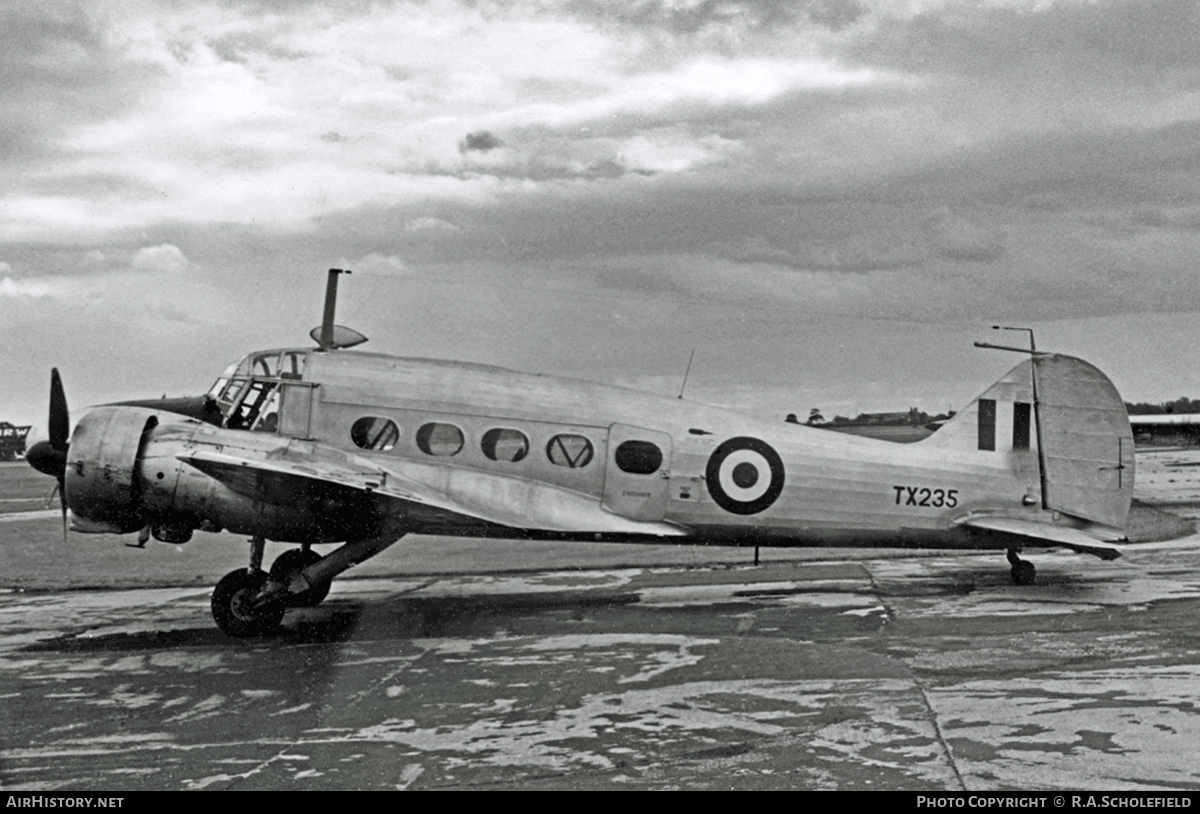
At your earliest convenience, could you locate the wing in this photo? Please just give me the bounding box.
[177,447,688,537]
[957,514,1122,560]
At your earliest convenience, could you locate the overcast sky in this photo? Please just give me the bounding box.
[4,0,1200,429]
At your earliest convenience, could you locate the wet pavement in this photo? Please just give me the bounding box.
[3,538,1200,791]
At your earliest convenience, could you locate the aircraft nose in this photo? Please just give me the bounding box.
[26,439,67,479]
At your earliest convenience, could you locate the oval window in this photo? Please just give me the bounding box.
[482,428,529,463]
[615,440,663,475]
[416,422,464,456]
[351,417,400,451]
[546,434,594,468]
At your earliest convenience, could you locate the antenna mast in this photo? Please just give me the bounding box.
[677,349,696,399]
[318,268,350,351]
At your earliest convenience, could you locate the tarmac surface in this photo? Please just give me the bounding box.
[2,452,1200,791]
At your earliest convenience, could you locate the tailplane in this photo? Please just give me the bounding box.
[921,352,1134,533]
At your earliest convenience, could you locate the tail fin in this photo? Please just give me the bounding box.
[921,353,1134,531]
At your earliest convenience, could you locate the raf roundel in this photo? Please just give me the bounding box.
[705,436,786,515]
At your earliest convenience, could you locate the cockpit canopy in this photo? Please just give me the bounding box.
[207,349,310,432]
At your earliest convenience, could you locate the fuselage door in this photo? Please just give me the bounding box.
[601,423,672,522]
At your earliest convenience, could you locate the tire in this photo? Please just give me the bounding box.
[1010,560,1036,586]
[211,569,286,637]
[269,548,331,607]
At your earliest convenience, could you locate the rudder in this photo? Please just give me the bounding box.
[920,353,1133,532]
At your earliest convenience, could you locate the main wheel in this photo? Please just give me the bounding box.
[269,548,330,607]
[211,569,286,637]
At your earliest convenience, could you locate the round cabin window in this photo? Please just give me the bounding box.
[350,417,400,451]
[482,428,529,462]
[614,440,663,475]
[416,422,464,457]
[546,434,594,468]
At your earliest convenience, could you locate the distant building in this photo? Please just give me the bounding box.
[0,422,31,460]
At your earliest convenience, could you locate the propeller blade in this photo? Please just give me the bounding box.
[49,368,69,451]
[27,368,71,539]
[59,479,67,541]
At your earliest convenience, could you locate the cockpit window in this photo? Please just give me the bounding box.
[280,351,306,380]
[226,380,278,430]
[251,353,277,378]
[207,349,310,423]
[251,388,282,433]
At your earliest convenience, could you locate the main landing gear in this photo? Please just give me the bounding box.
[1007,549,1036,585]
[268,547,330,607]
[211,568,286,638]
[210,533,402,637]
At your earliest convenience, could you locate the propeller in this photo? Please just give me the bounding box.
[25,368,70,535]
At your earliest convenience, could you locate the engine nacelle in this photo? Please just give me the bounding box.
[65,406,160,533]
[64,406,386,544]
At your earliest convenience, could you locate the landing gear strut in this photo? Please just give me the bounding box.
[1007,549,1036,585]
[210,533,404,637]
[268,547,330,607]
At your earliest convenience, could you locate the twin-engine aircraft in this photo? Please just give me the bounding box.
[27,270,1135,636]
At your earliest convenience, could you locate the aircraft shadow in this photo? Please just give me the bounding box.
[20,590,644,652]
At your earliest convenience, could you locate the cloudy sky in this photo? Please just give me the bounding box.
[4,0,1200,428]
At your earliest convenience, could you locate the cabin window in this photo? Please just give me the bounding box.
[978,399,996,451]
[614,440,663,475]
[546,434,594,468]
[351,417,400,451]
[417,422,464,457]
[481,428,529,463]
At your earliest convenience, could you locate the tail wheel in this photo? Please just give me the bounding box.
[1011,560,1036,585]
[212,569,286,637]
[269,548,331,607]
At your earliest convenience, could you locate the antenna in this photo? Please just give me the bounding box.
[677,349,696,400]
[978,325,1049,510]
[309,269,368,350]
[318,268,350,351]
[974,325,1038,356]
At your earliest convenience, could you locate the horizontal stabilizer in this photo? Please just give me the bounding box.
[958,515,1122,560]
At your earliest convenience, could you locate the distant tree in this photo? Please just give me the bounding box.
[1126,399,1200,415]
[807,408,825,425]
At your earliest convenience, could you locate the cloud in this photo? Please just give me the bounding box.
[715,233,924,272]
[1,276,59,299]
[346,252,408,274]
[1129,205,1200,231]
[925,210,1006,263]
[404,217,460,234]
[130,244,190,274]
[459,131,504,153]
[4,0,1200,423]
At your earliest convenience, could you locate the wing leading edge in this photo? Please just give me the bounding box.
[177,448,688,537]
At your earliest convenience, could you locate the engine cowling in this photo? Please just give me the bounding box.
[65,406,159,533]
